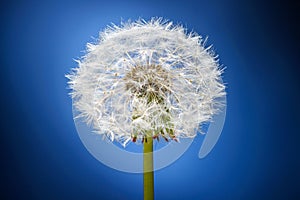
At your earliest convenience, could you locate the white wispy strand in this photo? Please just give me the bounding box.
[67,18,226,147]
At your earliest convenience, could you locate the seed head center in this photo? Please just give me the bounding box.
[124,65,171,103]
[124,65,176,142]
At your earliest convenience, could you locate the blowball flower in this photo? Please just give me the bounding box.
[67,18,226,147]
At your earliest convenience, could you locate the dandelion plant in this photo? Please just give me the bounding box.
[67,18,225,200]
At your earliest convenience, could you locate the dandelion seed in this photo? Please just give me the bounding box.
[67,18,226,147]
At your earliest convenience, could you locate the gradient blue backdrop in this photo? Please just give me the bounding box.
[1,0,299,199]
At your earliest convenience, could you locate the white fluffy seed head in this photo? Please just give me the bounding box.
[67,18,226,147]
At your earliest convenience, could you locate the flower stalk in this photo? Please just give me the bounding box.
[143,137,154,200]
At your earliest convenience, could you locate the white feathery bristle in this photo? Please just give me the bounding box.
[67,18,226,146]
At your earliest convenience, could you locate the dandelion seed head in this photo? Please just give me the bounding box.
[67,18,226,147]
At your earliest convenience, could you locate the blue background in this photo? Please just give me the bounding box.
[1,0,299,199]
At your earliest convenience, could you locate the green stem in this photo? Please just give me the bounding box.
[143,137,154,200]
